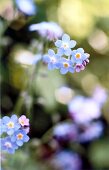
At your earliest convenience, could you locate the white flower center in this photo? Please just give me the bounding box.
[5,142,12,148]
[7,122,14,128]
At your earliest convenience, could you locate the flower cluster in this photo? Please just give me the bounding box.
[43,34,90,74]
[0,114,30,154]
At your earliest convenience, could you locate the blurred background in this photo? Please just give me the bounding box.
[0,0,109,169]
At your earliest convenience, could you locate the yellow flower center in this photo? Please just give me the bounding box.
[19,120,25,126]
[17,133,23,140]
[75,53,81,59]
[63,62,69,68]
[7,122,14,128]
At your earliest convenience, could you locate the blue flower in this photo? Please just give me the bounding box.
[1,137,18,154]
[16,0,37,15]
[55,34,76,56]
[29,22,63,41]
[43,49,60,70]
[11,129,29,146]
[71,48,89,64]
[2,115,21,135]
[58,58,75,74]
[0,119,6,135]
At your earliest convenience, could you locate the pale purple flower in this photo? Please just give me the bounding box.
[79,121,103,142]
[29,22,63,41]
[19,115,29,127]
[50,150,82,170]
[92,86,107,106]
[68,96,101,124]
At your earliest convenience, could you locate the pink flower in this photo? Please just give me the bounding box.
[19,115,29,127]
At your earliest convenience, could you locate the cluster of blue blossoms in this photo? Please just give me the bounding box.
[0,114,30,154]
[43,34,90,74]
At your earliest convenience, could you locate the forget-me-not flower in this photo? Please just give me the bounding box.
[1,137,18,154]
[2,115,21,135]
[55,34,76,56]
[11,129,29,146]
[71,48,89,65]
[43,49,60,70]
[58,58,75,74]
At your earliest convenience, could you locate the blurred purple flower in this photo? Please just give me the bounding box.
[50,150,82,170]
[79,121,103,142]
[68,96,101,124]
[29,22,63,41]
[92,86,107,106]
[53,122,78,142]
[16,0,37,15]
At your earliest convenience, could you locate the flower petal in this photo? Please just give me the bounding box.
[62,34,70,42]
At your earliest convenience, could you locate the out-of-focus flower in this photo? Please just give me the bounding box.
[43,49,60,70]
[19,115,29,127]
[29,22,63,41]
[68,96,101,124]
[92,86,108,106]
[11,129,29,146]
[1,137,18,154]
[79,121,103,142]
[53,122,78,142]
[2,115,21,135]
[15,0,37,15]
[55,34,76,56]
[55,86,74,104]
[50,150,81,170]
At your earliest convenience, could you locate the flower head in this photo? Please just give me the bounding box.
[43,49,60,70]
[55,34,76,56]
[11,129,29,146]
[2,115,21,135]
[58,58,75,74]
[1,137,18,154]
[71,48,89,65]
[29,22,63,41]
[19,115,29,127]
